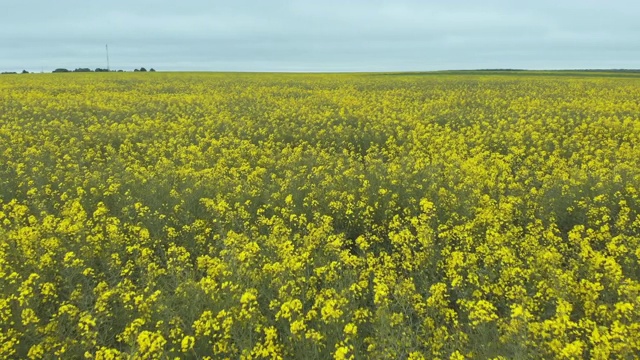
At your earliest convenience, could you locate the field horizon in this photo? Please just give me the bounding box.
[4,68,640,76]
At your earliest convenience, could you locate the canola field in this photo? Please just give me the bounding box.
[1,72,640,359]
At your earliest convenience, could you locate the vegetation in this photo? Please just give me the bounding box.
[26,68,154,73]
[1,72,640,359]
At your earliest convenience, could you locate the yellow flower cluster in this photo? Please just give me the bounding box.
[1,71,640,358]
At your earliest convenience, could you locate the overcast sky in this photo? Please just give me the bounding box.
[1,0,639,72]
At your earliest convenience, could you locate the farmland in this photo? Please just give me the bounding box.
[1,72,640,359]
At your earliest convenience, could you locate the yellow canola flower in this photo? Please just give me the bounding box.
[1,72,640,359]
[343,323,357,336]
[136,331,167,359]
[180,336,195,353]
[240,290,257,305]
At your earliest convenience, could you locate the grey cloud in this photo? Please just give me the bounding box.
[1,0,639,72]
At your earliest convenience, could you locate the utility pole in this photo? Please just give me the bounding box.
[106,44,110,71]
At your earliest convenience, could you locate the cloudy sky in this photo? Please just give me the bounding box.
[1,0,639,72]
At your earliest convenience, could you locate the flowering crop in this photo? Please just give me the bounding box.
[1,71,640,359]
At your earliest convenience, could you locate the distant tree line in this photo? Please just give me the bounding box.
[1,70,29,75]
[2,67,157,74]
[51,67,156,73]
